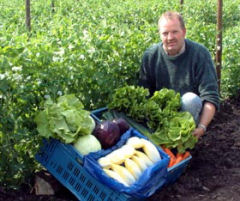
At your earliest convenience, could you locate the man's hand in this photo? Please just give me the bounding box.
[193,101,216,140]
[192,127,205,139]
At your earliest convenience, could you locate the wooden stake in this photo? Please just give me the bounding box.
[215,0,222,93]
[51,0,55,12]
[25,0,31,32]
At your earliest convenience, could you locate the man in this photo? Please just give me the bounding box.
[139,11,219,139]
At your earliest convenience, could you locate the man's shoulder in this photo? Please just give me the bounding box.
[186,39,209,53]
[143,43,162,57]
[145,42,162,53]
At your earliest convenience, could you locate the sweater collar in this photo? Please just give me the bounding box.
[162,41,186,59]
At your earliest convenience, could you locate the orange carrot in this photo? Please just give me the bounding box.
[161,147,176,167]
[173,153,184,166]
[168,157,176,168]
[182,151,191,160]
[161,147,174,157]
[172,151,191,166]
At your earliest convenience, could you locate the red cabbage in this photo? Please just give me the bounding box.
[93,121,120,149]
[113,118,130,135]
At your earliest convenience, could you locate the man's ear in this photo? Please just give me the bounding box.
[183,28,186,37]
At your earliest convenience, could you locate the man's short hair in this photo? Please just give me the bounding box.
[158,11,185,30]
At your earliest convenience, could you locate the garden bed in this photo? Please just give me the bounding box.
[0,95,239,201]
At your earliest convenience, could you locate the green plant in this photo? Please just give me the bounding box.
[0,0,239,189]
[221,23,240,98]
[107,86,197,153]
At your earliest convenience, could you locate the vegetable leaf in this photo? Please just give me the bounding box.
[107,86,197,153]
[34,94,95,144]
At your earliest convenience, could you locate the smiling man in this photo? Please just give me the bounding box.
[159,12,186,56]
[139,11,220,139]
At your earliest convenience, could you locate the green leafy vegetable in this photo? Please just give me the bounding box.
[106,85,197,153]
[151,112,197,153]
[108,85,149,122]
[34,94,95,143]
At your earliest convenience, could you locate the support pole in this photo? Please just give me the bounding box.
[51,0,55,12]
[215,0,222,93]
[26,0,31,31]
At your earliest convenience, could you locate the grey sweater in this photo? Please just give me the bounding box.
[139,39,220,109]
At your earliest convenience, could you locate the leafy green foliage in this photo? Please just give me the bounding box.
[108,86,149,122]
[221,22,240,98]
[107,86,197,153]
[0,0,239,189]
[152,112,197,153]
[149,89,181,117]
[35,94,95,143]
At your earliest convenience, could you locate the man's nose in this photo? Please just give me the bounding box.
[167,32,174,40]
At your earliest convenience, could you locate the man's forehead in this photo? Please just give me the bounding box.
[160,16,179,25]
[159,17,181,30]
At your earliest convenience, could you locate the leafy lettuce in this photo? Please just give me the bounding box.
[34,94,95,144]
[108,85,149,122]
[107,86,197,153]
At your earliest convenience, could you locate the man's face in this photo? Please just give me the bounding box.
[159,17,186,56]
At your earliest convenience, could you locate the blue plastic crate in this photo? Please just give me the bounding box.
[90,107,108,123]
[36,139,144,201]
[83,128,169,198]
[164,155,192,185]
[91,107,192,186]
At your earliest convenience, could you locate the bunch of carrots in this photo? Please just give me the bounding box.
[161,147,190,168]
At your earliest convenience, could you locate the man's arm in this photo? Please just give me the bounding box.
[192,101,216,139]
[138,49,156,95]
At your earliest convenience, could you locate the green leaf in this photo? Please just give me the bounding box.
[34,94,95,144]
[34,111,52,139]
[57,94,84,110]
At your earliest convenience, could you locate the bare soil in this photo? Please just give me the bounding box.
[0,95,240,201]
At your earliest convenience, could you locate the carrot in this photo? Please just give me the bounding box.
[161,147,176,168]
[168,157,176,168]
[182,151,191,160]
[172,151,191,166]
[173,153,184,166]
[162,147,175,158]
